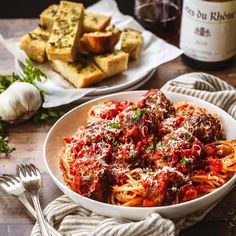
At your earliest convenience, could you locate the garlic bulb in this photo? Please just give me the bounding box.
[0,82,42,122]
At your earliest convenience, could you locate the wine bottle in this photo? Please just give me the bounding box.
[180,0,236,70]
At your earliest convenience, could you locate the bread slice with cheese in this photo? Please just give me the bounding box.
[40,6,111,33]
[84,12,111,32]
[121,28,142,60]
[80,28,121,54]
[40,4,58,31]
[51,58,105,88]
[20,26,50,63]
[93,50,129,78]
[46,1,84,62]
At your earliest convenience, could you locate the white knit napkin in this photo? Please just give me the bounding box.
[31,195,219,236]
[161,72,236,119]
[31,72,236,236]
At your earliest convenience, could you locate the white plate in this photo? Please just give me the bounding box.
[44,91,236,220]
[15,57,155,96]
[78,69,155,102]
[15,57,156,101]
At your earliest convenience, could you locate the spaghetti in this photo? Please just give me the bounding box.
[60,89,236,207]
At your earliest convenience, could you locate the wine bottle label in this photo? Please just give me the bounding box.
[180,0,236,62]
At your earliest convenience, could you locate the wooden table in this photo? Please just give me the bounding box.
[0,19,236,236]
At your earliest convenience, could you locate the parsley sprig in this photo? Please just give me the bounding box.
[32,106,72,125]
[0,122,15,154]
[0,74,20,93]
[22,59,46,83]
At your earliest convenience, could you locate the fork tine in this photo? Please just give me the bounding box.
[25,164,33,176]
[1,175,15,184]
[3,174,20,183]
[0,177,10,187]
[30,164,40,176]
[17,165,26,177]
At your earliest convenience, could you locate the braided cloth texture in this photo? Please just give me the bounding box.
[32,73,236,236]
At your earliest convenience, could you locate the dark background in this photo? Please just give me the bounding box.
[0,0,135,18]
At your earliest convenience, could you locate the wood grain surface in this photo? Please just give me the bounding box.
[0,19,236,236]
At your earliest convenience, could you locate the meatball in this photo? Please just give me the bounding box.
[183,114,222,143]
[154,128,204,173]
[70,158,113,202]
[137,89,175,120]
[144,170,188,206]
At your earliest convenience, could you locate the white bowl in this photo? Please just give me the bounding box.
[43,91,236,220]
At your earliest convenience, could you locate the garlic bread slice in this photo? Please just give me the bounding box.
[80,29,121,54]
[51,58,105,88]
[46,1,84,62]
[40,4,58,32]
[84,12,111,32]
[121,28,142,60]
[93,50,129,78]
[20,26,50,63]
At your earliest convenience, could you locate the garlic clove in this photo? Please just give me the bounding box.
[0,82,42,123]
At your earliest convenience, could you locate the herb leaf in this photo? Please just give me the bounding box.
[161,155,168,161]
[184,133,191,140]
[145,145,153,153]
[180,158,191,166]
[155,142,164,149]
[32,106,72,125]
[23,59,47,83]
[0,136,15,154]
[0,122,15,154]
[135,109,147,118]
[0,74,20,93]
[110,122,120,129]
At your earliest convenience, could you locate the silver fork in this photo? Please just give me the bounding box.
[17,164,52,236]
[0,175,62,236]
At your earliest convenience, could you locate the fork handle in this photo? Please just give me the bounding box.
[18,194,62,236]
[31,195,51,236]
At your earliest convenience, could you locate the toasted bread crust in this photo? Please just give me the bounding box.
[93,50,129,78]
[80,29,121,54]
[84,12,111,32]
[51,58,105,88]
[121,28,142,60]
[40,4,58,31]
[46,1,84,62]
[20,27,50,63]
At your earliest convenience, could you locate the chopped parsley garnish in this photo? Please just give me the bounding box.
[180,158,191,167]
[129,154,135,163]
[184,133,191,140]
[155,142,164,149]
[135,109,147,118]
[143,168,150,173]
[132,104,138,110]
[161,155,168,162]
[110,122,120,129]
[145,145,153,153]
